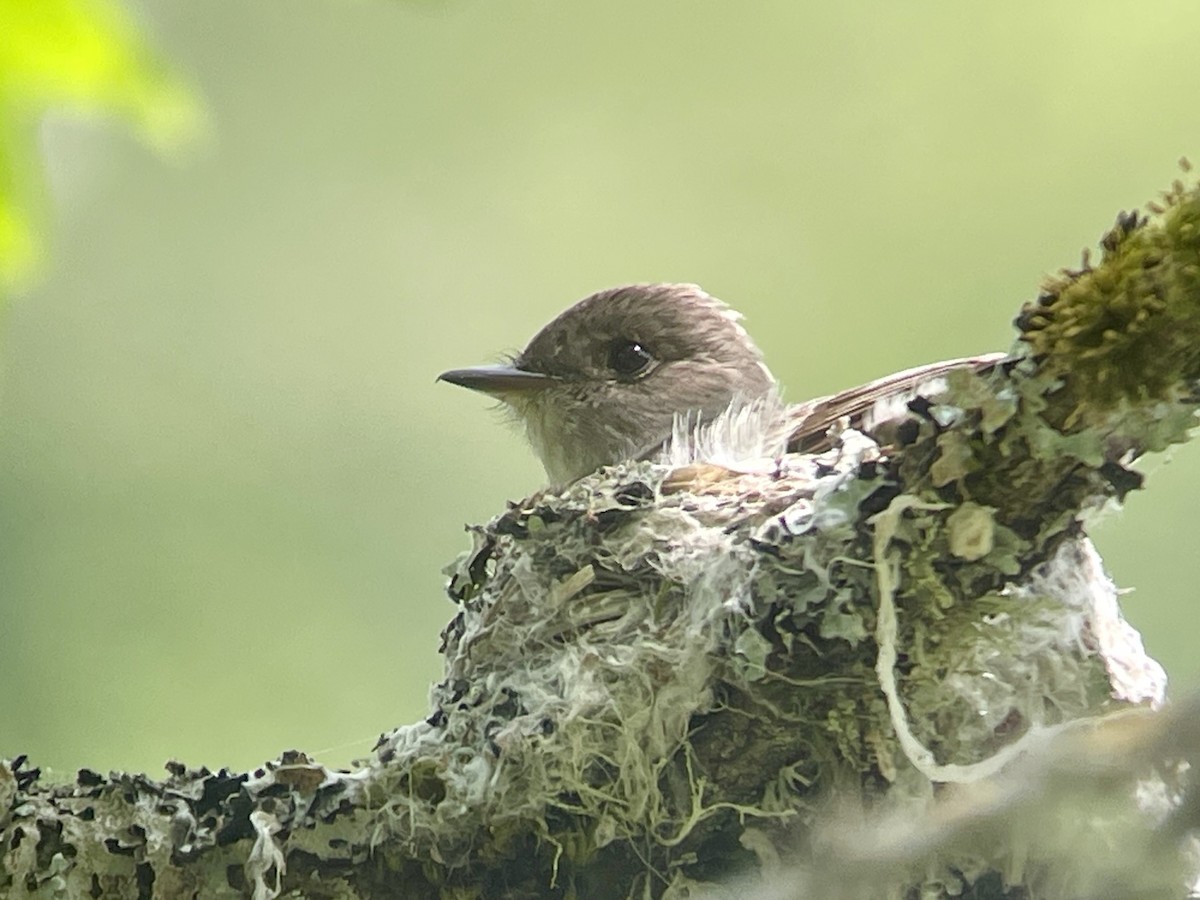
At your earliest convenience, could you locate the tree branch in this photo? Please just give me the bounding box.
[4,172,1199,899]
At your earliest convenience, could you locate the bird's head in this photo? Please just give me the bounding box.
[438,283,777,485]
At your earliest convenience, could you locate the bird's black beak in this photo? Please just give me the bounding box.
[437,364,557,396]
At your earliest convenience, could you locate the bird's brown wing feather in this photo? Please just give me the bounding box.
[785,353,1010,454]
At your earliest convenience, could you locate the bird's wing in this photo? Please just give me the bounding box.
[785,353,1010,454]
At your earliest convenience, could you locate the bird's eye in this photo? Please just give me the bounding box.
[607,339,654,378]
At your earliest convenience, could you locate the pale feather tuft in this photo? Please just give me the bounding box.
[658,390,789,473]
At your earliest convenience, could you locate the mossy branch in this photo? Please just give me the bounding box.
[3,172,1200,900]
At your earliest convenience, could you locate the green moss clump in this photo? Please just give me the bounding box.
[1016,175,1200,424]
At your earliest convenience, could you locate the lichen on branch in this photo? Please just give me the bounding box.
[3,172,1200,900]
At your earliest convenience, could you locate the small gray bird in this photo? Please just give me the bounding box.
[438,283,1004,485]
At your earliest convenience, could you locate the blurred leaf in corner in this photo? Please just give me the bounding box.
[0,0,204,296]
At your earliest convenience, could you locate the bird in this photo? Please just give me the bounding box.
[438,283,1006,486]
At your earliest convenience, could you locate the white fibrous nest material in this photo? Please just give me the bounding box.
[371,384,1168,892]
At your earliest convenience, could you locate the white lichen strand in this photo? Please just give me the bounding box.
[871,488,1159,786]
[246,810,285,900]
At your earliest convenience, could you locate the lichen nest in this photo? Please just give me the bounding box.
[369,394,1162,893]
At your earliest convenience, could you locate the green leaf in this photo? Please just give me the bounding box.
[0,0,203,293]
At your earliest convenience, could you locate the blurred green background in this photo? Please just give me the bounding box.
[1,0,1197,778]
